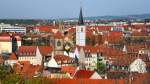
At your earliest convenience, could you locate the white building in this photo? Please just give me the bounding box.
[0,23,26,34]
[47,57,60,68]
[129,58,147,73]
[18,46,41,65]
[0,33,12,54]
[18,46,53,65]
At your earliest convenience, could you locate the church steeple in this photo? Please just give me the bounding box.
[78,7,84,25]
[76,5,86,46]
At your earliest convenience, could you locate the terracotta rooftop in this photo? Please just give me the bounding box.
[54,31,63,39]
[74,70,95,79]
[0,32,11,42]
[61,66,78,76]
[8,53,17,60]
[54,55,74,64]
[18,46,53,56]
[49,78,126,84]
[36,25,53,33]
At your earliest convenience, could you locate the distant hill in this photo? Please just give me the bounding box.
[127,14,150,20]
[67,13,150,21]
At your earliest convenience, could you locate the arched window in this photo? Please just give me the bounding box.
[81,28,83,32]
[57,40,61,46]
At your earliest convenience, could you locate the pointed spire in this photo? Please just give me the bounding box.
[78,7,84,25]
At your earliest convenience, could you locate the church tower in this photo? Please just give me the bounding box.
[76,7,86,46]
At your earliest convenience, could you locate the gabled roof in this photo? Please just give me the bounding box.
[0,32,11,42]
[61,66,78,76]
[74,70,95,79]
[54,55,74,64]
[18,46,37,56]
[104,31,123,44]
[0,32,10,37]
[8,53,17,60]
[48,57,59,68]
[38,46,53,56]
[68,28,75,33]
[18,46,53,56]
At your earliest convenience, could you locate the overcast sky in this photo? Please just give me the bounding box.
[0,0,149,19]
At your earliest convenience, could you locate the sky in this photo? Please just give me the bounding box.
[0,0,150,19]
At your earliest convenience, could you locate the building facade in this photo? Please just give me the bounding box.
[0,23,26,34]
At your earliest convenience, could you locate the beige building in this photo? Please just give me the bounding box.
[0,33,12,54]
[0,33,22,54]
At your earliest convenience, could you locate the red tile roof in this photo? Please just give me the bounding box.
[131,31,148,36]
[54,55,74,64]
[61,66,78,76]
[0,32,11,42]
[36,25,52,33]
[8,53,17,60]
[68,28,75,33]
[74,70,95,79]
[0,32,10,37]
[54,31,63,39]
[18,46,53,56]
[110,54,149,67]
[104,31,123,44]
[18,46,36,56]
[127,44,145,53]
[131,73,150,84]
[38,46,53,56]
[75,45,124,57]
[49,78,126,84]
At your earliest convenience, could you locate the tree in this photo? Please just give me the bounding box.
[0,65,13,83]
[0,65,13,79]
[24,77,51,84]
[97,62,106,74]
[64,42,72,55]
[2,74,24,84]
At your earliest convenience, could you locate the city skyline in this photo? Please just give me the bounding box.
[0,0,150,19]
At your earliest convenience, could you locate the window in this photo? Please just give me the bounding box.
[57,40,61,46]
[81,28,83,32]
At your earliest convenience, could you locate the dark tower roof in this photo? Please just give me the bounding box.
[78,7,84,25]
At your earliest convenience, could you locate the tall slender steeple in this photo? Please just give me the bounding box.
[76,3,86,46]
[78,7,84,25]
